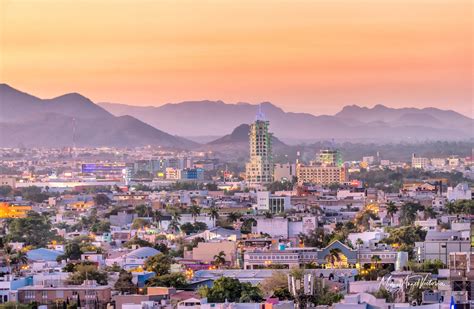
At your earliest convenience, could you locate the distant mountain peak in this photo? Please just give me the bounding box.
[373,104,388,110]
[0,84,196,148]
[53,92,91,101]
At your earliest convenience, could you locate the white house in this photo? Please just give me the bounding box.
[447,183,472,201]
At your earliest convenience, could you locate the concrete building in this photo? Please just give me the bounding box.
[415,230,471,264]
[446,183,472,201]
[412,154,430,169]
[190,241,237,265]
[243,241,400,270]
[179,168,204,181]
[296,165,346,185]
[273,163,295,182]
[0,176,16,188]
[255,191,291,214]
[251,216,317,238]
[245,108,273,187]
[431,158,447,169]
[17,281,111,308]
[319,149,343,167]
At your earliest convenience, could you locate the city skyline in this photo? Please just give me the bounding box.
[1,0,472,117]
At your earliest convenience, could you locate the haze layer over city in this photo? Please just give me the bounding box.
[0,1,472,309]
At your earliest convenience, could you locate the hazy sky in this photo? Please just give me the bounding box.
[0,0,472,116]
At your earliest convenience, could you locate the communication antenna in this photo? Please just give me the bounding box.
[256,103,266,121]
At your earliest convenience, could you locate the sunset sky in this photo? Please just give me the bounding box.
[0,0,472,116]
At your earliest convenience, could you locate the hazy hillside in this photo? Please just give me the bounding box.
[197,124,290,159]
[0,84,196,148]
[100,101,473,142]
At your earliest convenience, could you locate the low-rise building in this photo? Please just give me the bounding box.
[17,281,111,308]
[255,191,291,214]
[296,165,346,185]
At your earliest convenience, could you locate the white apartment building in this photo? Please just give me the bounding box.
[255,191,291,213]
[411,154,430,169]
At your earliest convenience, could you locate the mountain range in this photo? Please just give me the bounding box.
[100,101,473,143]
[0,84,472,149]
[198,124,289,158]
[0,84,195,148]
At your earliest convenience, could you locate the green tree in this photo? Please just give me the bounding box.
[399,202,423,225]
[135,204,152,217]
[0,185,12,197]
[326,248,342,268]
[260,271,290,298]
[21,186,49,203]
[144,253,172,276]
[131,218,150,230]
[6,211,56,247]
[371,255,381,268]
[90,220,111,233]
[386,202,398,222]
[123,236,153,249]
[193,222,207,232]
[382,226,426,259]
[180,222,195,235]
[168,219,180,233]
[371,287,394,302]
[114,270,137,294]
[198,277,262,303]
[68,264,108,285]
[213,251,226,268]
[209,206,219,226]
[299,228,332,248]
[146,273,187,288]
[153,210,163,228]
[445,200,474,215]
[189,205,201,222]
[240,218,256,234]
[227,212,241,224]
[93,194,110,206]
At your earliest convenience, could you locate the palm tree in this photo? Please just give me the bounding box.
[424,206,437,219]
[13,251,28,274]
[227,212,241,224]
[168,219,180,233]
[171,209,181,222]
[444,201,456,214]
[326,248,342,268]
[3,246,15,273]
[386,202,398,225]
[264,212,273,219]
[189,205,201,222]
[209,206,219,227]
[356,238,364,249]
[153,210,163,229]
[371,255,381,269]
[213,251,226,268]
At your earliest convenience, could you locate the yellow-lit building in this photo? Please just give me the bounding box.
[69,201,95,211]
[0,202,32,218]
[296,164,346,185]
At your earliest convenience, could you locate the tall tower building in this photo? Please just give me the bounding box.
[245,106,273,187]
[319,149,343,167]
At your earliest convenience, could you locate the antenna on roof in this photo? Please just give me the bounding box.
[256,103,266,121]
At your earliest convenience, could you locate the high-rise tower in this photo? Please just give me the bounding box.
[245,105,274,187]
